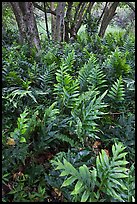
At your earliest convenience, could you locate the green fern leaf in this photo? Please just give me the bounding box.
[96,142,129,201]
[108,76,125,102]
[79,54,106,91]
[61,176,77,187]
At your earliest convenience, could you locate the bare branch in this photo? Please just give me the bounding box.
[33,2,56,16]
[125,2,135,12]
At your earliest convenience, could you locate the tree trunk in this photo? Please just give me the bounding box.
[10,2,27,44]
[44,2,50,40]
[64,2,73,42]
[50,2,56,41]
[70,2,95,39]
[98,2,119,38]
[55,2,66,42]
[10,2,41,51]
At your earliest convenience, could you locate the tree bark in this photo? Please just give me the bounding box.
[10,2,41,51]
[97,2,108,25]
[64,2,73,42]
[50,2,56,41]
[44,2,50,40]
[33,2,56,16]
[10,2,27,44]
[55,2,66,42]
[98,2,119,38]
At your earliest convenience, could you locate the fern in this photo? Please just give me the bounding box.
[6,88,37,108]
[9,108,30,143]
[120,34,135,69]
[103,48,131,79]
[79,54,106,92]
[108,76,125,102]
[38,63,56,90]
[62,49,75,73]
[71,89,108,144]
[42,102,59,130]
[126,163,135,202]
[51,142,130,202]
[56,133,77,147]
[96,142,129,201]
[37,102,59,150]
[54,50,79,109]
[51,157,96,202]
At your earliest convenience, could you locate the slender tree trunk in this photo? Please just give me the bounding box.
[44,2,50,40]
[64,2,73,42]
[10,2,27,44]
[55,2,66,42]
[75,3,87,34]
[98,2,119,38]
[10,2,41,51]
[69,2,95,39]
[97,2,108,25]
[51,2,56,41]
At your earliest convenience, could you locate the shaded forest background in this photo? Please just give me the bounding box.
[2,2,135,202]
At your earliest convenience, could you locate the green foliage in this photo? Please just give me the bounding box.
[104,113,135,162]
[2,19,134,202]
[108,76,125,103]
[103,48,131,80]
[71,89,108,144]
[79,53,106,91]
[51,142,133,202]
[35,102,59,151]
[83,13,99,36]
[54,50,79,109]
[10,108,30,143]
[96,142,128,201]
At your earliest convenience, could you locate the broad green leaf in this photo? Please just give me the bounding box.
[99,152,106,169]
[63,158,78,175]
[60,170,69,177]
[79,165,91,182]
[111,160,129,166]
[109,177,127,190]
[74,180,83,192]
[28,92,37,103]
[20,137,26,143]
[92,168,97,181]
[110,167,128,173]
[61,176,77,187]
[71,180,83,195]
[112,144,116,156]
[96,155,102,175]
[54,161,65,170]
[107,187,123,201]
[116,152,128,159]
[81,190,90,202]
[110,173,128,179]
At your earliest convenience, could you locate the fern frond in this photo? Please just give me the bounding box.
[38,63,56,89]
[51,157,95,202]
[96,142,129,201]
[54,51,79,109]
[7,89,37,105]
[108,76,125,102]
[56,133,77,147]
[71,90,108,143]
[79,54,106,92]
[51,142,129,202]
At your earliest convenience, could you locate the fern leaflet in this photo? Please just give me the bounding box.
[108,76,125,102]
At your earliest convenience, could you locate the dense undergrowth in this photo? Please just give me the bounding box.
[2,26,135,202]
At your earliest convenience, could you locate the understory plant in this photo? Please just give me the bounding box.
[2,24,135,202]
[51,142,134,202]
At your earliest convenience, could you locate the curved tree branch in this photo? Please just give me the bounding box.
[125,2,135,12]
[33,2,56,16]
